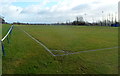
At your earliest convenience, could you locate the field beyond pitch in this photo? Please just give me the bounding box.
[2,24,118,74]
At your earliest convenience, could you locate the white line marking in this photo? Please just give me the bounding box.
[55,46,118,56]
[1,25,14,42]
[51,50,65,52]
[20,28,56,56]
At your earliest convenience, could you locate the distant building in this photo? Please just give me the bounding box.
[0,16,5,24]
[118,1,120,23]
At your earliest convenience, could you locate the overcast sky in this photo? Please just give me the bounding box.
[0,0,119,23]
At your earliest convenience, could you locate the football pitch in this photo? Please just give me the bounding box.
[2,24,118,74]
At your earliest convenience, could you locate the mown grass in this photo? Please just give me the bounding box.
[0,24,2,38]
[2,25,118,74]
[1,24,12,74]
[0,24,2,75]
[2,24,11,37]
[19,25,118,53]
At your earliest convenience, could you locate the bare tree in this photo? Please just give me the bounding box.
[72,16,85,25]
[76,16,84,22]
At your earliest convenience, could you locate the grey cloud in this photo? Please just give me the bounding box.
[20,9,37,14]
[72,4,90,11]
[92,1,101,4]
[20,9,26,14]
[37,10,51,15]
[20,9,31,14]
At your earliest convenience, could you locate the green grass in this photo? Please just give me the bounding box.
[0,24,2,75]
[19,25,118,53]
[2,24,11,37]
[0,24,2,38]
[1,24,11,74]
[2,25,118,74]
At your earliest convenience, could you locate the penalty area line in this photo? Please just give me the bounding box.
[19,28,56,56]
[54,46,119,56]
